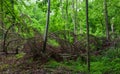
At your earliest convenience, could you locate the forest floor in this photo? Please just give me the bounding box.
[1,48,120,74]
[0,52,84,74]
[1,36,120,74]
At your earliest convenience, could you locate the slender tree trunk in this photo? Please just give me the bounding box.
[65,0,68,30]
[60,0,63,17]
[60,0,65,28]
[75,0,78,34]
[1,0,5,52]
[11,0,15,33]
[75,0,78,42]
[78,0,82,34]
[0,0,4,34]
[72,0,76,43]
[85,0,90,73]
[43,0,50,53]
[11,0,18,54]
[111,23,114,33]
[72,0,77,33]
[72,0,75,33]
[11,0,15,22]
[0,0,3,27]
[104,0,109,40]
[72,0,78,42]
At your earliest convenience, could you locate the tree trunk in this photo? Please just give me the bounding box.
[85,0,90,73]
[65,0,68,30]
[1,0,5,52]
[43,0,50,53]
[72,0,78,42]
[11,0,15,29]
[104,0,109,40]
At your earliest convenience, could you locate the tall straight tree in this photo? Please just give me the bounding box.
[60,0,63,18]
[75,0,78,33]
[0,0,4,32]
[11,0,18,54]
[85,0,90,73]
[104,0,109,40]
[65,0,68,30]
[72,0,75,33]
[72,0,75,42]
[43,0,50,53]
[72,0,78,33]
[11,0,15,26]
[1,0,5,52]
[72,0,78,42]
[10,0,16,33]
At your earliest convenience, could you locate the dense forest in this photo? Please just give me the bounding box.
[0,0,120,74]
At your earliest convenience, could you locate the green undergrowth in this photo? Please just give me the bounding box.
[91,57,120,74]
[45,59,87,73]
[15,52,26,59]
[44,48,120,74]
[0,48,120,73]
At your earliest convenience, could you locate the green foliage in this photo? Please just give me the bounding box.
[45,60,61,68]
[45,59,87,73]
[15,52,26,59]
[1,0,120,38]
[0,0,120,73]
[48,39,60,47]
[45,47,120,73]
[89,57,120,74]
[91,62,105,74]
[90,48,120,74]
[103,48,120,59]
[62,60,87,72]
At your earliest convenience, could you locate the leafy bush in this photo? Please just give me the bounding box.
[90,48,120,73]
[102,48,120,59]
[45,60,61,68]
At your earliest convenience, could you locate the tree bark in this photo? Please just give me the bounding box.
[104,0,109,40]
[65,0,68,30]
[1,0,5,52]
[11,0,15,31]
[0,0,4,34]
[43,0,50,53]
[85,0,90,73]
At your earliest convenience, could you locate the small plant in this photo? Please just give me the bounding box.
[15,52,26,59]
[48,39,60,47]
[45,60,61,68]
